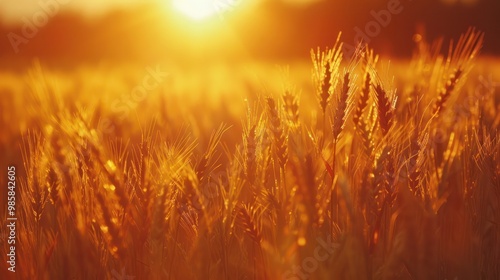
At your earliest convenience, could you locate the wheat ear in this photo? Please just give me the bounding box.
[374,84,394,136]
[267,97,288,167]
[354,72,371,127]
[433,68,462,117]
[333,72,351,141]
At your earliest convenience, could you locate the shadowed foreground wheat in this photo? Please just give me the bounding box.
[1,28,499,280]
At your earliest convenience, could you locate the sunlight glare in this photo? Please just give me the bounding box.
[173,0,224,20]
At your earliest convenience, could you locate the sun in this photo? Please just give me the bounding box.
[173,0,230,20]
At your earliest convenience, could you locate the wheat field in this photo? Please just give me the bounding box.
[1,28,499,280]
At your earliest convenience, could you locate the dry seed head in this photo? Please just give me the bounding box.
[321,61,332,112]
[49,131,72,190]
[432,28,483,117]
[95,190,123,258]
[353,72,371,127]
[311,33,343,114]
[357,118,374,157]
[409,132,429,195]
[374,84,395,136]
[311,49,333,114]
[448,28,483,72]
[135,136,153,210]
[333,72,351,141]
[46,167,59,205]
[266,97,288,167]
[372,146,394,206]
[282,88,300,126]
[433,68,463,117]
[196,124,228,183]
[236,205,262,243]
[245,125,257,182]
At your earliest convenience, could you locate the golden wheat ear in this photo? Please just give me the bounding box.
[354,47,378,128]
[433,68,463,117]
[353,72,371,128]
[352,49,379,159]
[236,205,262,244]
[244,125,257,182]
[433,28,484,118]
[311,32,343,114]
[332,71,355,142]
[373,84,395,136]
[195,123,230,183]
[266,97,288,167]
[282,87,300,127]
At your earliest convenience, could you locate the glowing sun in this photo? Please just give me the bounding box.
[173,0,232,20]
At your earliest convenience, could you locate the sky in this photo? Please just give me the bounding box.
[0,0,485,25]
[0,0,487,23]
[0,0,154,24]
[0,0,498,64]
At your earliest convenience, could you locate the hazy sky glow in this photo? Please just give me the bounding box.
[0,0,482,25]
[0,0,280,24]
[0,0,155,24]
[0,0,496,60]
